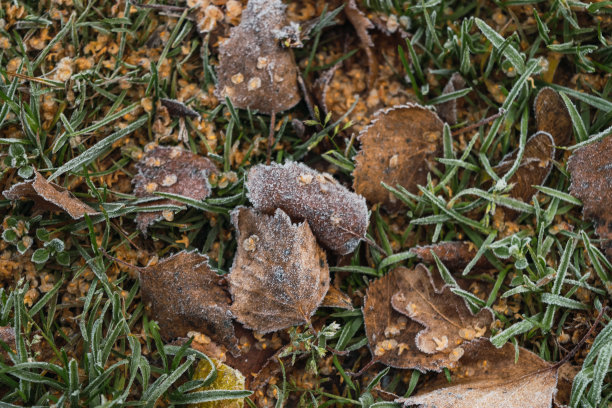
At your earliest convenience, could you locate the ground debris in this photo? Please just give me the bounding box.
[409,241,491,270]
[534,87,573,148]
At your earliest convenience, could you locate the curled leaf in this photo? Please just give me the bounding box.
[228,207,330,333]
[534,87,573,147]
[192,358,246,408]
[132,145,217,233]
[246,162,368,254]
[345,0,376,88]
[409,241,491,270]
[320,285,353,309]
[437,73,466,125]
[353,104,444,211]
[3,171,98,219]
[215,0,300,114]
[160,98,200,118]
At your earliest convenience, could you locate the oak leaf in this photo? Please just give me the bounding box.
[534,87,573,148]
[228,207,330,333]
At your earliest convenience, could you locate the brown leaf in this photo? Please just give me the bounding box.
[363,267,452,372]
[390,264,493,356]
[139,251,239,356]
[246,162,369,254]
[320,285,353,309]
[534,87,573,148]
[397,339,558,408]
[132,145,217,233]
[3,171,98,219]
[494,131,555,204]
[215,0,300,114]
[410,241,491,270]
[437,73,466,125]
[345,0,377,88]
[567,134,612,261]
[554,364,581,408]
[353,104,444,211]
[228,207,330,333]
[0,326,15,360]
[160,98,200,118]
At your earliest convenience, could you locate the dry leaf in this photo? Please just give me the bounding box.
[132,145,217,233]
[0,326,15,361]
[410,241,491,270]
[246,162,368,254]
[494,131,555,204]
[192,358,246,408]
[215,0,300,114]
[567,134,612,261]
[353,104,444,211]
[534,87,573,148]
[554,364,581,408]
[320,285,353,309]
[160,98,200,118]
[139,251,239,356]
[397,339,558,408]
[3,171,98,219]
[363,267,453,372]
[345,0,377,88]
[390,264,493,356]
[228,207,330,333]
[437,73,466,125]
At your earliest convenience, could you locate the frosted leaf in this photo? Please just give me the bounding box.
[160,98,200,118]
[132,146,217,233]
[345,0,376,88]
[215,0,300,114]
[397,339,558,408]
[3,170,98,219]
[567,134,612,261]
[246,162,369,254]
[410,241,491,270]
[353,104,444,211]
[139,251,239,356]
[320,285,353,309]
[390,264,493,355]
[436,73,466,125]
[534,87,573,148]
[228,207,330,333]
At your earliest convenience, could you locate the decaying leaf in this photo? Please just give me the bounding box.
[363,267,454,372]
[390,264,493,355]
[160,98,200,118]
[345,0,377,88]
[246,162,369,254]
[494,131,555,204]
[437,73,466,125]
[397,339,558,408]
[0,326,15,360]
[353,104,444,210]
[534,87,573,147]
[228,207,330,333]
[215,0,300,114]
[567,134,612,261]
[410,241,491,270]
[139,251,239,356]
[3,171,98,219]
[132,145,217,233]
[192,358,246,408]
[320,285,353,309]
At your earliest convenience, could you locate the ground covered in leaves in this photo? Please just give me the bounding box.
[0,0,611,407]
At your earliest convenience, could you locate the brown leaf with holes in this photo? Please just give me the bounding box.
[321,285,353,309]
[353,104,444,211]
[390,264,493,356]
[3,171,98,219]
[494,131,555,204]
[397,339,558,408]
[437,73,466,125]
[215,0,300,114]
[132,146,217,233]
[139,251,239,356]
[410,241,491,270]
[345,0,377,88]
[228,206,330,333]
[246,162,369,254]
[534,87,573,148]
[567,134,612,261]
[363,267,454,372]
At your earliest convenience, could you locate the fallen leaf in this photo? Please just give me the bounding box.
[353,104,444,211]
[494,131,555,204]
[246,162,369,254]
[192,357,246,408]
[567,134,612,261]
[0,326,15,360]
[390,264,493,356]
[345,0,376,88]
[139,251,239,356]
[215,0,300,114]
[228,207,330,333]
[437,73,466,125]
[160,98,200,118]
[410,241,491,270]
[320,285,353,309]
[397,339,558,408]
[534,87,573,148]
[363,267,452,372]
[3,171,98,219]
[132,145,217,233]
[554,364,581,408]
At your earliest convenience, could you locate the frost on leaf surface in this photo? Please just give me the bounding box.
[494,131,554,205]
[132,145,217,233]
[534,87,573,148]
[192,358,246,408]
[353,104,444,211]
[397,339,558,408]
[410,241,490,270]
[390,264,493,356]
[363,267,454,372]
[3,170,98,219]
[215,0,300,114]
[568,134,612,261]
[228,207,330,333]
[246,162,368,254]
[139,251,239,356]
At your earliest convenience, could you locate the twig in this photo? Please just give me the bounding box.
[346,358,378,377]
[452,108,506,137]
[266,111,276,165]
[100,247,144,273]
